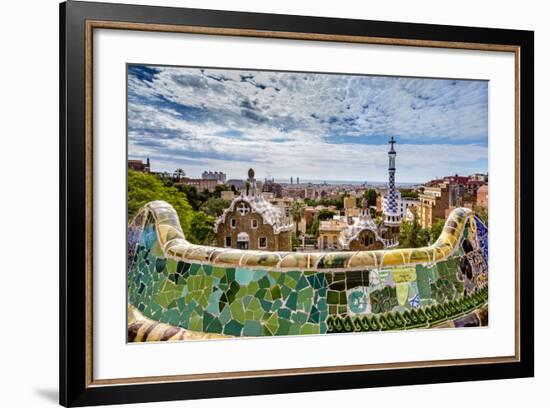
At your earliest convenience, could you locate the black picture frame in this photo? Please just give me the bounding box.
[60,1,534,406]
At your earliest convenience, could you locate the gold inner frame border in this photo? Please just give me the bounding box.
[84,19,521,388]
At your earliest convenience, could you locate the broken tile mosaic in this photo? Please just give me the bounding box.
[127,201,488,342]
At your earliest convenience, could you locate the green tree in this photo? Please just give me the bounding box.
[189,212,215,245]
[398,218,430,249]
[291,201,306,233]
[128,170,195,238]
[400,189,419,199]
[363,189,379,207]
[308,216,320,237]
[334,194,345,210]
[317,209,335,221]
[473,205,488,226]
[200,197,231,217]
[291,232,301,250]
[176,184,201,210]
[303,194,345,209]
[128,170,219,245]
[213,184,229,198]
[430,218,446,242]
[418,228,431,246]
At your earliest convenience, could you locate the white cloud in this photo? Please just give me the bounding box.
[127,65,488,182]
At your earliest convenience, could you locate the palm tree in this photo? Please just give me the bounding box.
[173,168,186,181]
[290,201,306,236]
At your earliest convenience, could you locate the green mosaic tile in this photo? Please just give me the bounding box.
[300,323,319,335]
[212,266,225,279]
[230,299,245,324]
[259,299,273,312]
[276,319,291,335]
[258,276,271,289]
[327,290,339,305]
[224,319,243,336]
[127,205,488,340]
[235,268,254,285]
[243,320,262,336]
[278,307,291,319]
[285,292,298,309]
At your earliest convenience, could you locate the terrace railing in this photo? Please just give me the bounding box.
[127,201,488,340]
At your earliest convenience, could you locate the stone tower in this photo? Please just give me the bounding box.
[383,136,401,244]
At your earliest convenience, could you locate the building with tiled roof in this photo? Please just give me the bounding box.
[477,184,488,207]
[339,216,386,250]
[128,157,150,172]
[214,169,294,251]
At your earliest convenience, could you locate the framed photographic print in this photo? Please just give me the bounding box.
[60,0,534,406]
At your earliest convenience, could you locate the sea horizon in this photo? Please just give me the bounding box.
[271,179,422,187]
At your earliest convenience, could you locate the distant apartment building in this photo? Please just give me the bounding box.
[343,195,356,209]
[281,186,306,200]
[448,183,466,207]
[477,185,489,208]
[178,177,218,192]
[128,158,150,172]
[343,195,361,218]
[318,219,349,250]
[303,185,330,200]
[416,183,451,229]
[470,173,489,182]
[201,171,226,183]
[304,207,316,227]
[269,197,294,219]
[262,178,283,198]
[425,173,486,208]
[221,190,236,201]
[376,195,383,212]
[443,174,470,186]
[466,179,487,196]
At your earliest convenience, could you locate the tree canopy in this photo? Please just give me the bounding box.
[303,194,345,209]
[398,219,430,248]
[400,189,419,199]
[308,216,320,237]
[200,197,232,217]
[363,189,379,207]
[430,218,446,242]
[317,209,336,221]
[473,205,488,226]
[127,170,216,245]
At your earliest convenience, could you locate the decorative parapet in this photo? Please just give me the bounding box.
[127,201,488,340]
[137,201,473,271]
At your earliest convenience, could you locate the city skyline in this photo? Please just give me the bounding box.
[128,64,488,183]
[128,162,484,186]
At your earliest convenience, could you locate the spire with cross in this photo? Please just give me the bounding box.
[389,136,396,153]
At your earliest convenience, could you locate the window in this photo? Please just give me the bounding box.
[225,236,232,247]
[231,218,237,228]
[237,202,250,216]
[258,237,267,248]
[251,219,258,229]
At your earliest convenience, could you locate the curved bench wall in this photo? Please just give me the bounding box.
[127,201,488,337]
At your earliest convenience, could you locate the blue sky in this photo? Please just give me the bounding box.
[127,64,488,183]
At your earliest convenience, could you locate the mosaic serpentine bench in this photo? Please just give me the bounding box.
[127,201,489,341]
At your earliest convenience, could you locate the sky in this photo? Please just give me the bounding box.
[127,64,488,183]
